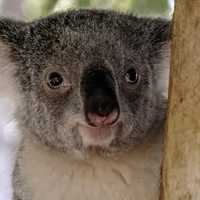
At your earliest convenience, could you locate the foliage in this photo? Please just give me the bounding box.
[24,0,170,20]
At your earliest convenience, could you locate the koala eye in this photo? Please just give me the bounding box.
[43,68,72,95]
[47,72,64,89]
[125,68,139,84]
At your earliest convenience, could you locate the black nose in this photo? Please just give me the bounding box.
[95,95,114,116]
[81,67,120,125]
[87,88,118,117]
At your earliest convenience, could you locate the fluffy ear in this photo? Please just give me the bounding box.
[150,18,171,48]
[0,19,26,104]
[149,19,171,98]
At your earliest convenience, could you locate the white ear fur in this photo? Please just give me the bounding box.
[0,41,20,110]
[155,43,170,99]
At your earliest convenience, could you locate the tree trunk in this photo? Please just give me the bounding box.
[161,1,200,200]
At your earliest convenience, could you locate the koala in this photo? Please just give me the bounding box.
[0,9,170,200]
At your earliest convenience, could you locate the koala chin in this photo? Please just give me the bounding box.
[0,9,170,200]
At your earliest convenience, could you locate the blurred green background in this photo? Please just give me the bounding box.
[0,0,173,21]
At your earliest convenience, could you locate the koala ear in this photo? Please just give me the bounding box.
[0,18,26,44]
[149,18,171,54]
[0,19,26,103]
[149,19,171,99]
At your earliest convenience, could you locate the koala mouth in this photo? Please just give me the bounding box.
[78,117,120,148]
[78,107,120,148]
[86,109,119,127]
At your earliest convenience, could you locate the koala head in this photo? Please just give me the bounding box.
[0,10,170,154]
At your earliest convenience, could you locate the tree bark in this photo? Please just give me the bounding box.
[161,1,200,200]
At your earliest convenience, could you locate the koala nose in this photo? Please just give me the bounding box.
[91,94,116,116]
[81,66,120,127]
[86,92,120,127]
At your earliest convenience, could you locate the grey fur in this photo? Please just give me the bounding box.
[0,9,170,200]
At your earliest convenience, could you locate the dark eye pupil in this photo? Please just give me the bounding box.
[48,72,63,88]
[125,68,139,84]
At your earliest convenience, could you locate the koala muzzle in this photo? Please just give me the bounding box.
[81,68,120,127]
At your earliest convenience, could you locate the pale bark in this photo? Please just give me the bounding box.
[161,1,200,200]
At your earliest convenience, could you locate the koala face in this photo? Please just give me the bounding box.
[0,10,170,154]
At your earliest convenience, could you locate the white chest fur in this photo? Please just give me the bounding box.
[19,135,162,200]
